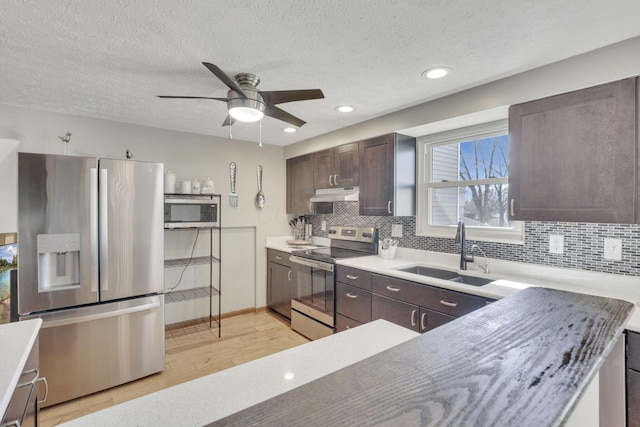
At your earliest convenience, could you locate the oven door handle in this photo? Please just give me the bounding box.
[289,256,334,272]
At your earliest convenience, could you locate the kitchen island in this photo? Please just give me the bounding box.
[61,286,631,426]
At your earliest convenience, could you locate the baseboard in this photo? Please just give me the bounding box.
[165,306,269,330]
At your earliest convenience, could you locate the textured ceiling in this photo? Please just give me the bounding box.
[2,1,640,146]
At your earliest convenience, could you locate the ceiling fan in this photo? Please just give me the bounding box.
[158,62,325,128]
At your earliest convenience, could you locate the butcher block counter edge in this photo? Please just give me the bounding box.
[210,287,633,426]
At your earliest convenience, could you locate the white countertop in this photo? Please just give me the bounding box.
[336,246,640,331]
[0,319,42,417]
[60,319,419,427]
[266,236,640,330]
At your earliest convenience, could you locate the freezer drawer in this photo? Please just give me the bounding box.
[22,295,165,407]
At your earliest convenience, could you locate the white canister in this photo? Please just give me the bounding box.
[192,178,201,194]
[180,180,192,194]
[164,171,176,194]
[202,177,215,194]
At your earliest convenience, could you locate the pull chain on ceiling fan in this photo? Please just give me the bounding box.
[158,62,325,128]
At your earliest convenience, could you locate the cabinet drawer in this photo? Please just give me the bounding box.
[372,274,487,318]
[372,294,419,332]
[336,282,372,324]
[628,331,640,371]
[336,314,364,333]
[268,249,292,268]
[336,266,372,291]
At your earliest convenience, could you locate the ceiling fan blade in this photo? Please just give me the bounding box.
[260,89,324,106]
[202,62,247,99]
[264,105,306,127]
[158,96,227,101]
[222,115,236,127]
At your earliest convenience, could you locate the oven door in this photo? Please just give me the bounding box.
[289,256,335,340]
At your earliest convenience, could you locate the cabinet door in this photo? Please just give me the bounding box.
[313,149,333,189]
[287,154,314,214]
[359,134,395,216]
[334,142,359,187]
[372,294,419,332]
[268,261,291,319]
[509,77,637,223]
[629,369,640,427]
[419,307,455,333]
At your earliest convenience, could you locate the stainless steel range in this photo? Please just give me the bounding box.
[289,225,377,340]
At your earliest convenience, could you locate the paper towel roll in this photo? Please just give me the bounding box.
[164,172,176,194]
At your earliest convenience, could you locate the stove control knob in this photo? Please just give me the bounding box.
[328,229,337,234]
[362,232,371,238]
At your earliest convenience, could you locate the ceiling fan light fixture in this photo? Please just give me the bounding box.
[229,106,264,122]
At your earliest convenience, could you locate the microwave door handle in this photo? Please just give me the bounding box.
[99,167,108,292]
[90,168,99,293]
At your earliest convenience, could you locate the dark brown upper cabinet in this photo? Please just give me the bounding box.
[359,133,416,216]
[508,77,638,223]
[287,154,314,214]
[313,142,359,189]
[287,154,333,215]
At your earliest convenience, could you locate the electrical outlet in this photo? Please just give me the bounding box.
[604,238,622,261]
[391,224,403,238]
[321,220,327,231]
[549,235,564,254]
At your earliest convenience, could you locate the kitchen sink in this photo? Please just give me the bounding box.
[394,265,495,287]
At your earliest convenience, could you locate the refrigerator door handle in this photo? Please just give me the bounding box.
[99,167,109,291]
[90,167,99,293]
[40,301,162,329]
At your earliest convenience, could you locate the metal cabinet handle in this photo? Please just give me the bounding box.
[287,270,291,281]
[386,286,400,292]
[275,255,283,260]
[387,201,392,214]
[421,312,427,330]
[346,292,358,299]
[440,299,458,307]
[16,368,39,388]
[37,376,49,404]
[329,175,334,186]
[411,310,417,326]
[309,202,313,213]
[333,174,338,185]
[346,274,359,280]
[510,199,515,216]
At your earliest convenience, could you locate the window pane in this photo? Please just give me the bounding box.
[459,135,509,181]
[431,187,461,225]
[461,182,511,227]
[431,135,509,183]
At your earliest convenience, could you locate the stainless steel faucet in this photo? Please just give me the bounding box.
[454,221,474,270]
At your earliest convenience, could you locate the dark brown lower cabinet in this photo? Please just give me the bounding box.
[267,249,292,319]
[372,294,419,332]
[628,331,640,426]
[336,313,363,332]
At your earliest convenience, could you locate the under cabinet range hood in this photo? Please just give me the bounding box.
[310,187,359,202]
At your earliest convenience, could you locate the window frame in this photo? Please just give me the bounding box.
[416,119,524,244]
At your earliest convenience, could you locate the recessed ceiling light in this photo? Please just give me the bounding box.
[282,127,297,133]
[335,105,354,113]
[422,67,451,79]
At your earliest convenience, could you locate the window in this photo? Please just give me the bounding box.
[416,119,523,243]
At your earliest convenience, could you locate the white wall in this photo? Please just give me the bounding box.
[0,105,291,319]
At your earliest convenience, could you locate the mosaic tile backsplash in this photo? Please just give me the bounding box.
[306,202,640,277]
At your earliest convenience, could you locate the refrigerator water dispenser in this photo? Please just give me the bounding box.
[37,233,81,291]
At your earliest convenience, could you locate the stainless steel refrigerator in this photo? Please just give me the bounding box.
[17,152,165,407]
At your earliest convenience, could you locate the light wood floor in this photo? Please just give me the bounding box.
[40,311,309,427]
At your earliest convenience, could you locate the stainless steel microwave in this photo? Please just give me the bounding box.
[164,198,218,228]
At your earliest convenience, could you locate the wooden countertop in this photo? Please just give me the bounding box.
[210,287,633,426]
